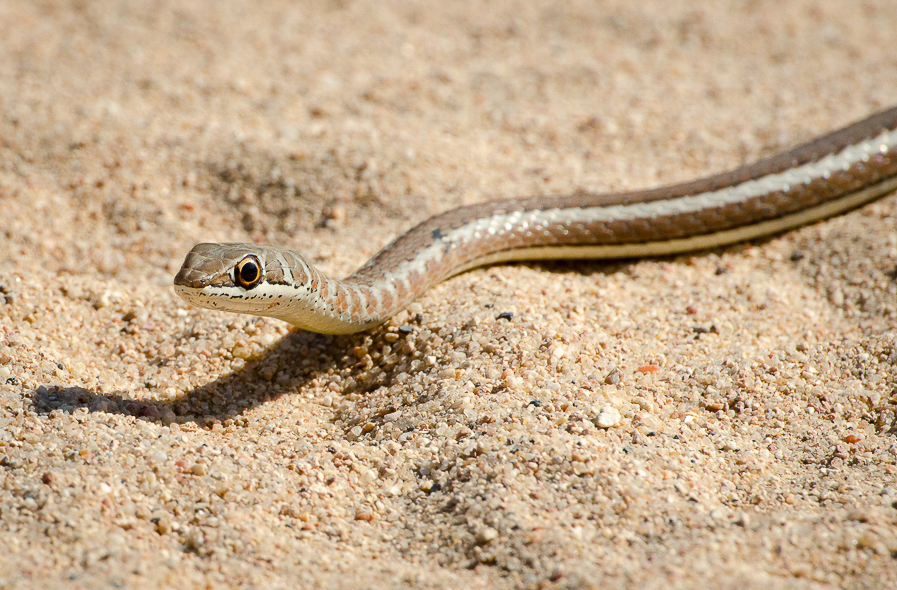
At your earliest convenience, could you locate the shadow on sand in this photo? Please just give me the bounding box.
[29,327,387,427]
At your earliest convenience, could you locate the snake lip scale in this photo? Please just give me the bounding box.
[175,106,897,334]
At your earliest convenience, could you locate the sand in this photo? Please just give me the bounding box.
[1,1,896,588]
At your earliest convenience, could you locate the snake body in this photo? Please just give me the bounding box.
[175,106,897,334]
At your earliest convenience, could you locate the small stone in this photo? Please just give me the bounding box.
[160,409,177,426]
[355,507,375,522]
[594,407,621,429]
[154,516,173,535]
[476,526,499,544]
[604,367,621,385]
[232,344,253,360]
[259,365,277,381]
[637,413,664,432]
[502,369,521,390]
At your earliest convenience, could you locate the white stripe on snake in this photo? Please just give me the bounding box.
[174,106,897,334]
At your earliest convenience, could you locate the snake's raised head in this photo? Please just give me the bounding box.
[173,242,306,317]
[174,242,379,334]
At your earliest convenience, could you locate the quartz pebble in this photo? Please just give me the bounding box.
[594,407,622,428]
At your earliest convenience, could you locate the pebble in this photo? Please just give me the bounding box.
[594,407,622,429]
[232,344,253,360]
[604,367,621,385]
[476,526,499,544]
[355,507,375,522]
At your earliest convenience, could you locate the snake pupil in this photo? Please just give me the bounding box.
[235,256,262,289]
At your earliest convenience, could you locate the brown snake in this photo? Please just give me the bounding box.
[175,106,897,334]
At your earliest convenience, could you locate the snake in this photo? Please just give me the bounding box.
[174,106,897,334]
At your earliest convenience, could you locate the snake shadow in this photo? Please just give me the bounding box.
[29,328,371,425]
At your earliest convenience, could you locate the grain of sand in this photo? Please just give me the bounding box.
[1,1,897,589]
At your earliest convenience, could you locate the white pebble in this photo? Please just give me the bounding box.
[594,407,621,428]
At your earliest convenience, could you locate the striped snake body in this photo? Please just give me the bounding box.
[175,106,897,334]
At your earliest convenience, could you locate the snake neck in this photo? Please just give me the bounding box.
[276,257,452,334]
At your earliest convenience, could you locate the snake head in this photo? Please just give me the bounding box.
[173,243,293,314]
[173,242,379,334]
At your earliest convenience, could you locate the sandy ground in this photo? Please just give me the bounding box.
[1,1,897,588]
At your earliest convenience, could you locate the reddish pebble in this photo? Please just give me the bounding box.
[843,434,862,444]
[637,365,659,374]
[355,508,375,522]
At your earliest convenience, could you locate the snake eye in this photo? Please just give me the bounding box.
[234,255,263,289]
